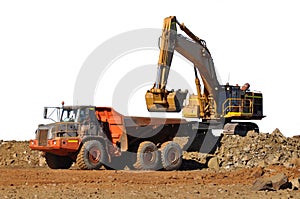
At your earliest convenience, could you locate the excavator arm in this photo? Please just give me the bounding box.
[145,16,188,113]
[146,16,221,119]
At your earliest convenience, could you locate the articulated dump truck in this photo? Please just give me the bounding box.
[30,105,196,170]
[30,16,264,170]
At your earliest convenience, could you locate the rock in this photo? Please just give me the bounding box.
[290,158,300,167]
[246,130,258,138]
[207,156,219,170]
[290,177,300,190]
[257,160,266,168]
[269,173,289,190]
[251,178,274,191]
[252,173,290,191]
[9,159,15,164]
[39,156,46,167]
[271,128,287,143]
[292,135,300,140]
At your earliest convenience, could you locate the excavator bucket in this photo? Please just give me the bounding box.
[145,89,188,112]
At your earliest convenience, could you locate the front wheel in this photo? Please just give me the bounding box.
[76,140,107,170]
[160,141,182,171]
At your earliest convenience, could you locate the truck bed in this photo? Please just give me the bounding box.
[95,107,191,149]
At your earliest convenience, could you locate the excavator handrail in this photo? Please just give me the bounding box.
[222,98,253,117]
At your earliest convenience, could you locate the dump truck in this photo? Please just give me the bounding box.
[30,16,264,170]
[30,105,191,170]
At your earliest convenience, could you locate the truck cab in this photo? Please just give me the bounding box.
[29,105,105,168]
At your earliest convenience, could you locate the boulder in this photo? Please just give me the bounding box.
[269,173,289,190]
[207,156,219,170]
[251,178,273,191]
[251,173,290,191]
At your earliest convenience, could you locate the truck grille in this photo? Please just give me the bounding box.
[38,129,48,146]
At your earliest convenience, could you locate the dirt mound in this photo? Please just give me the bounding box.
[214,128,300,169]
[183,128,300,170]
[0,140,43,168]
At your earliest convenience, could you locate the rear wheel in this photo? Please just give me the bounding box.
[134,141,160,170]
[160,141,182,171]
[45,153,73,169]
[76,140,107,170]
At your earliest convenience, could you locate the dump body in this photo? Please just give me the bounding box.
[95,107,189,150]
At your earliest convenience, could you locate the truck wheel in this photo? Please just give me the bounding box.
[76,140,106,170]
[45,153,73,169]
[134,141,160,170]
[160,141,182,171]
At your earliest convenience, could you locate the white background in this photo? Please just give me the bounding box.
[1,0,299,140]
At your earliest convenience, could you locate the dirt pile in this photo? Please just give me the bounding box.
[183,129,300,170]
[214,128,300,169]
[0,140,43,168]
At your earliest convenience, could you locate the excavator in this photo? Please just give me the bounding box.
[146,16,264,135]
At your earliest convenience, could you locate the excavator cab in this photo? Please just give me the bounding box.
[222,85,263,119]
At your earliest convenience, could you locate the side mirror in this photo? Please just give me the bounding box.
[43,108,48,119]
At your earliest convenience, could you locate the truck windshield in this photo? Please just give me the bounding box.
[61,109,77,122]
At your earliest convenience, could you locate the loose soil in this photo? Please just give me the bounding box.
[1,166,300,199]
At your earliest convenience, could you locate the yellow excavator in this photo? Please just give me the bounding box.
[146,16,264,134]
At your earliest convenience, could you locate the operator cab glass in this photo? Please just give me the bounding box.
[60,109,77,122]
[77,107,98,124]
